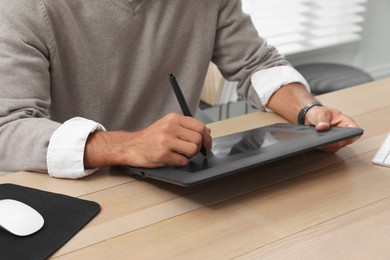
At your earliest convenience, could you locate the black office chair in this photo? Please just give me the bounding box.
[294,63,374,95]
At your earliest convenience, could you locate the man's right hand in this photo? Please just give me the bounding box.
[83,113,212,169]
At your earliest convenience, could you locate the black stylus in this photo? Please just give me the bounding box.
[169,73,207,157]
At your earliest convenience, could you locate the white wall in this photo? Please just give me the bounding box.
[286,0,390,80]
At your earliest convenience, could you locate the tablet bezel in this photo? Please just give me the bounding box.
[122,123,364,186]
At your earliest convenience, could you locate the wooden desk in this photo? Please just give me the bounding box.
[1,78,390,259]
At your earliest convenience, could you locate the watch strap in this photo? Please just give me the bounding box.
[297,101,323,125]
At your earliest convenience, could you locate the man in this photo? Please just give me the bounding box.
[0,0,359,179]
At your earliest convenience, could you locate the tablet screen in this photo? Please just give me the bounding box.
[179,128,307,173]
[212,130,302,158]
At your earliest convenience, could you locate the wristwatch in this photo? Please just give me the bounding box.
[297,101,323,125]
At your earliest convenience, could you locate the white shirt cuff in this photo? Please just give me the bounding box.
[47,117,106,179]
[251,65,310,111]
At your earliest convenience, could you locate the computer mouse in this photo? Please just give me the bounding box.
[0,199,44,236]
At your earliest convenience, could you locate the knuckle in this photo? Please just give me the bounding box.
[157,135,171,148]
[329,107,341,115]
[154,149,170,163]
[159,122,176,134]
[188,143,199,156]
[194,121,206,133]
[196,134,203,145]
[159,124,170,133]
[177,157,189,166]
[165,113,180,122]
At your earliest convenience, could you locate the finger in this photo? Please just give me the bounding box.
[163,152,189,167]
[147,149,189,167]
[171,138,201,158]
[180,126,212,155]
[331,116,359,128]
[176,128,203,147]
[159,114,212,155]
[178,116,213,151]
[131,136,190,168]
[179,116,207,132]
[304,106,329,129]
[152,132,199,161]
[317,140,347,153]
[315,121,330,131]
[202,126,213,151]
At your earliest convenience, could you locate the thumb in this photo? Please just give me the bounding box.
[306,106,330,131]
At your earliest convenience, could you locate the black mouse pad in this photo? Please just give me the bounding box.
[0,183,101,260]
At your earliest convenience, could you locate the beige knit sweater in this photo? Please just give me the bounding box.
[0,0,288,174]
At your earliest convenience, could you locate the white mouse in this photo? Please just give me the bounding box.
[0,199,44,236]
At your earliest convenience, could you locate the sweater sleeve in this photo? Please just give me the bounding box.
[0,0,61,174]
[211,0,295,109]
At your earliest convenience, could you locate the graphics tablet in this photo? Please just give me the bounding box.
[121,123,364,186]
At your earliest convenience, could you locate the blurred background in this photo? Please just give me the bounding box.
[199,0,390,122]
